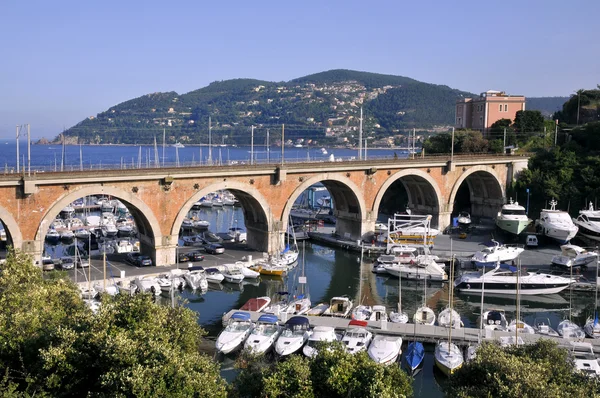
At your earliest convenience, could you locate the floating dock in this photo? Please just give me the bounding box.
[222,309,600,352]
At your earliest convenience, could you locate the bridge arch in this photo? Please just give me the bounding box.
[172,181,273,252]
[35,185,162,256]
[282,173,367,240]
[448,165,505,219]
[373,169,443,227]
[0,205,23,251]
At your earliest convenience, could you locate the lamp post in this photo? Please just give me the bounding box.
[526,188,530,215]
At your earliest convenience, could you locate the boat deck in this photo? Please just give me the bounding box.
[222,309,600,351]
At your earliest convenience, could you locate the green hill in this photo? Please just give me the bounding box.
[56,69,570,146]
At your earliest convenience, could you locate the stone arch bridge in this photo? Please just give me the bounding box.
[0,154,528,266]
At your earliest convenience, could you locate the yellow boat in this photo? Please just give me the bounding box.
[250,264,287,276]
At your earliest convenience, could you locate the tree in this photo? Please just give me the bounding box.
[446,341,600,397]
[490,118,513,132]
[513,110,544,133]
[0,249,227,397]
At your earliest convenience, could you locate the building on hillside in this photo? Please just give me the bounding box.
[455,90,525,131]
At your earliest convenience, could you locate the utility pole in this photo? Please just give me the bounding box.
[27,124,31,176]
[208,116,213,165]
[451,127,455,161]
[250,125,254,165]
[364,138,368,160]
[16,125,20,173]
[79,142,83,171]
[412,128,416,159]
[162,129,166,167]
[503,127,506,148]
[358,107,363,160]
[266,128,270,163]
[281,124,285,165]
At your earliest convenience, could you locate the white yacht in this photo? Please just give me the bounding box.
[383,254,448,282]
[341,320,372,354]
[322,296,353,317]
[551,244,598,269]
[457,212,471,228]
[557,319,585,340]
[221,265,245,284]
[574,203,600,242]
[536,199,578,244]
[303,326,338,358]
[454,263,571,295]
[351,305,372,321]
[216,312,254,354]
[367,334,402,365]
[471,240,524,267]
[275,316,311,356]
[479,310,508,331]
[495,198,532,236]
[244,314,282,355]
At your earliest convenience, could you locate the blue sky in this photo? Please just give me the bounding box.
[1,0,598,139]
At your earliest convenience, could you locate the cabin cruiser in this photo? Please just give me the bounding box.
[437,307,463,329]
[287,294,312,315]
[351,305,372,321]
[570,342,600,377]
[60,205,75,218]
[132,277,161,295]
[60,229,75,242]
[65,218,83,229]
[551,244,598,268]
[216,312,254,354]
[102,223,118,238]
[183,266,209,291]
[204,268,225,284]
[240,296,271,312]
[221,266,245,284]
[74,228,91,240]
[155,275,173,293]
[434,341,464,376]
[341,320,372,354]
[495,198,532,236]
[536,199,578,244]
[479,310,508,331]
[369,305,388,322]
[244,314,282,355]
[383,255,448,282]
[454,263,571,295]
[471,240,524,267]
[275,316,311,356]
[368,334,402,365]
[323,296,353,317]
[574,203,600,242]
[303,326,338,358]
[46,229,60,244]
[457,212,471,228]
[85,215,101,227]
[413,306,436,325]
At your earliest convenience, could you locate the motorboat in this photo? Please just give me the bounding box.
[533,317,559,337]
[551,244,598,269]
[116,281,137,295]
[85,215,101,227]
[60,230,75,242]
[570,342,600,377]
[536,199,578,244]
[402,341,425,374]
[303,326,338,358]
[323,296,353,317]
[383,256,448,282]
[79,286,98,300]
[51,219,66,229]
[367,334,402,365]
[74,228,91,240]
[251,262,287,276]
[471,240,524,267]
[94,282,119,296]
[166,269,187,290]
[182,235,204,247]
[46,229,60,244]
[351,305,372,321]
[221,265,245,284]
[235,263,260,279]
[507,319,535,334]
[479,310,508,331]
[244,314,282,355]
[204,268,225,284]
[465,344,479,361]
[115,239,134,254]
[102,224,118,238]
[280,246,299,266]
[60,205,75,218]
[263,292,290,315]
[437,307,463,329]
[275,316,311,356]
[368,305,388,322]
[240,296,271,312]
[557,319,585,340]
[84,299,101,314]
[584,316,600,339]
[184,266,209,291]
[132,277,161,295]
[155,275,173,293]
[374,222,388,232]
[117,224,135,237]
[434,341,464,376]
[307,303,329,316]
[574,203,600,242]
[341,320,372,354]
[65,218,83,229]
[216,312,254,354]
[287,294,312,315]
[457,212,471,228]
[454,263,571,295]
[495,198,532,236]
[413,306,436,325]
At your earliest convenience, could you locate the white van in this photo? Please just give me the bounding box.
[526,235,538,247]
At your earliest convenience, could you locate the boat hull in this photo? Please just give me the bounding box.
[496,218,531,235]
[455,283,569,295]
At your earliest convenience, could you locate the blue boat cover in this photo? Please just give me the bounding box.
[187,266,204,272]
[257,314,279,323]
[405,342,425,368]
[276,291,289,296]
[475,262,517,272]
[205,268,220,273]
[231,312,251,321]
[286,316,310,326]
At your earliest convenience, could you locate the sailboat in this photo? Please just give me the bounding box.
[434,254,464,376]
[389,255,409,323]
[412,219,436,325]
[504,258,533,345]
[584,262,600,338]
[287,242,312,315]
[351,247,372,321]
[438,256,463,329]
[558,262,585,340]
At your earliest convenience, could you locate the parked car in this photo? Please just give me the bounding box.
[188,251,205,262]
[75,257,90,268]
[59,257,75,270]
[204,243,225,255]
[137,255,153,267]
[42,256,55,271]
[127,252,142,265]
[177,253,190,263]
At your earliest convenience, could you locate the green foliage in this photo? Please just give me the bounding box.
[0,248,227,397]
[554,89,600,124]
[291,69,418,89]
[490,118,513,132]
[230,342,412,398]
[513,110,545,133]
[446,340,600,397]
[422,130,489,154]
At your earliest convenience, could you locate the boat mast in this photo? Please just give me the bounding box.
[449,253,455,350]
[515,257,521,346]
[208,116,212,165]
[162,129,166,167]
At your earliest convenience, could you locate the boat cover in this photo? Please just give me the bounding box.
[187,266,205,272]
[231,312,251,321]
[286,316,310,326]
[257,314,279,323]
[349,319,368,327]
